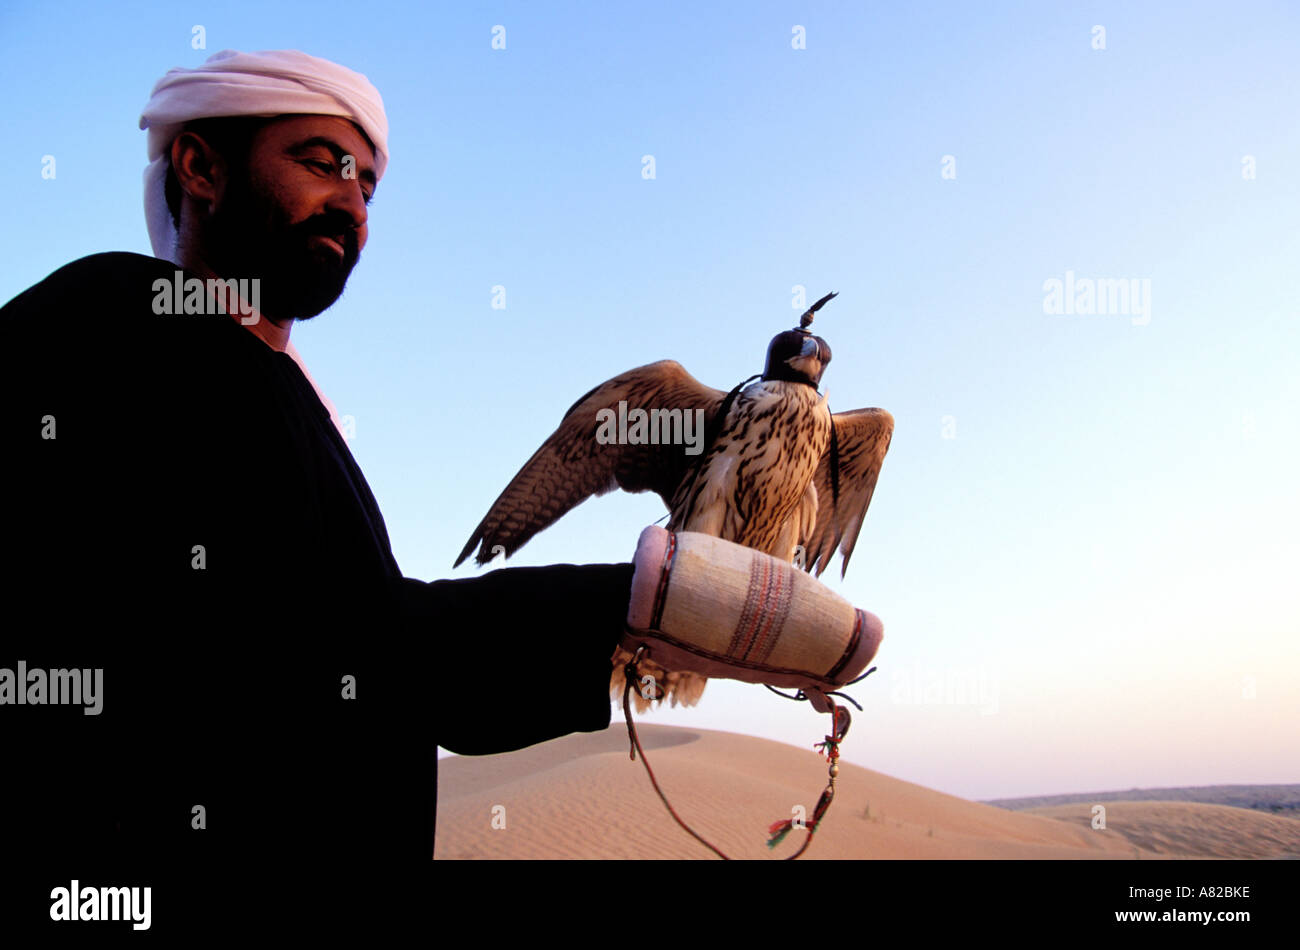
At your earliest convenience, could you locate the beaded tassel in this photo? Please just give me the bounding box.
[766,700,845,852]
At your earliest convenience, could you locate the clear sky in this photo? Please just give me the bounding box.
[2,1,1296,801]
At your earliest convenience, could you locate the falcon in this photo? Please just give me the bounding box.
[455,293,893,711]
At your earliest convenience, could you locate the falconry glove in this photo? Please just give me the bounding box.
[622,526,883,711]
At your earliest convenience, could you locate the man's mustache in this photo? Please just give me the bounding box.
[296,214,361,261]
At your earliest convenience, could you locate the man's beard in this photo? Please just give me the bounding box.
[201,170,361,322]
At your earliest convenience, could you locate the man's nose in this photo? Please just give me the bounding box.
[328,180,369,244]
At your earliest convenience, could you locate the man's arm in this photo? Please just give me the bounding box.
[388,563,634,756]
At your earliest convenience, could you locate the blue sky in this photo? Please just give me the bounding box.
[2,1,1297,800]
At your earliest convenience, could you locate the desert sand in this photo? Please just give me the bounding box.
[432,725,1289,860]
[1024,801,1300,859]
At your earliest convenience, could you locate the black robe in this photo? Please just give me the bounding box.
[0,253,631,894]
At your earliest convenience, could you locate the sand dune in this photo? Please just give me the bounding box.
[435,725,1155,859]
[1026,801,1300,859]
[987,784,1300,818]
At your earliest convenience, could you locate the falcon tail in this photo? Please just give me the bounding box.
[612,648,708,713]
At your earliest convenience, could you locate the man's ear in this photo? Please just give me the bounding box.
[170,131,225,212]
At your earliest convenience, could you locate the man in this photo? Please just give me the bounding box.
[0,49,633,888]
[2,52,877,916]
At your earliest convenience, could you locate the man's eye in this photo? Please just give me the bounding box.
[304,158,372,204]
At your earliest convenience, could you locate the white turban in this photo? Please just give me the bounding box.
[138,49,389,437]
[139,48,389,264]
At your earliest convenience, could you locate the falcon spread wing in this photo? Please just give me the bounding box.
[800,407,894,579]
[455,360,730,567]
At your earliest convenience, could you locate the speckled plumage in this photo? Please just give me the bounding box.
[669,380,830,556]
